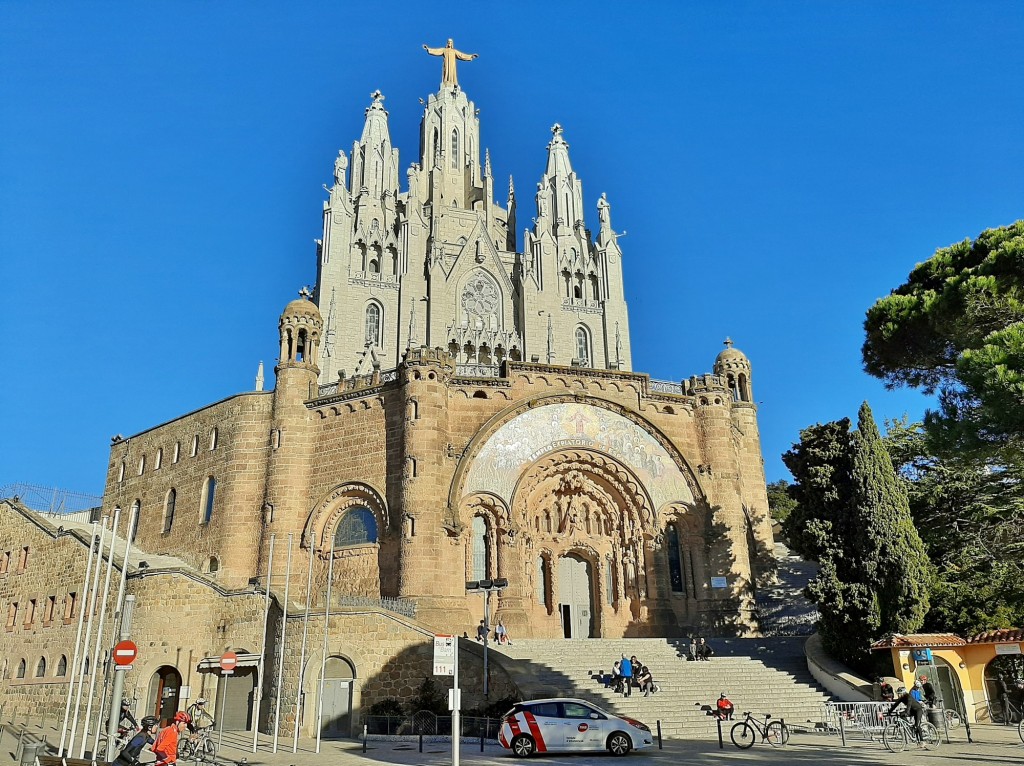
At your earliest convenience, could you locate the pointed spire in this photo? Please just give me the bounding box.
[360,90,389,143]
[544,123,574,177]
[484,148,492,178]
[508,175,515,202]
[255,361,265,392]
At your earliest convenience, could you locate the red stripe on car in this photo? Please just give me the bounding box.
[523,712,547,753]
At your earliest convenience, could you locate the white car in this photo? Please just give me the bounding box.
[498,697,653,757]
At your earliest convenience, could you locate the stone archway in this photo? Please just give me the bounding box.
[148,665,182,725]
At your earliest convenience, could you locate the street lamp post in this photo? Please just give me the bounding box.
[465,578,508,697]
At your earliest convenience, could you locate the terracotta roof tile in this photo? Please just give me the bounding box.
[870,633,966,650]
[966,628,1024,644]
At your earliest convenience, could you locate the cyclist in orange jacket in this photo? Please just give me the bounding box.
[153,711,190,766]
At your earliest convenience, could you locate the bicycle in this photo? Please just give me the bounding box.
[177,726,217,762]
[881,713,940,752]
[943,708,962,729]
[730,711,790,749]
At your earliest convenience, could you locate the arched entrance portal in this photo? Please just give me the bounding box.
[148,666,182,725]
[558,554,594,638]
[319,656,355,739]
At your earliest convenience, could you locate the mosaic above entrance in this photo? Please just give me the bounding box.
[465,402,694,510]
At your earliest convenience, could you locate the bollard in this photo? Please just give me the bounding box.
[362,724,367,753]
[716,717,723,749]
[419,733,423,753]
[964,720,973,743]
[780,718,786,745]
[839,713,846,747]
[656,720,663,749]
[480,732,484,752]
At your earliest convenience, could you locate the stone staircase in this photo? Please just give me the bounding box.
[489,637,832,739]
[755,541,819,636]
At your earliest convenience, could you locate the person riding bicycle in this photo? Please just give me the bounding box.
[114,716,159,766]
[186,699,214,732]
[153,711,190,766]
[887,686,926,746]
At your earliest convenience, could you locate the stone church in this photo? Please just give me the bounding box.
[0,44,774,739]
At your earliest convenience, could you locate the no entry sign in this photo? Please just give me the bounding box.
[113,640,138,667]
[220,651,238,674]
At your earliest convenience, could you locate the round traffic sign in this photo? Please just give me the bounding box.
[113,640,138,666]
[220,651,238,671]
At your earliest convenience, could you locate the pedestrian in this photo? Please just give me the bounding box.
[476,619,487,642]
[619,654,634,697]
[152,711,190,766]
[688,637,698,661]
[716,693,735,720]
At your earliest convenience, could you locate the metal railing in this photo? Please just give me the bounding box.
[0,483,102,516]
[361,712,500,738]
[335,594,416,618]
[822,701,891,739]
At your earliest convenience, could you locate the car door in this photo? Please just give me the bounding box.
[524,702,564,751]
[560,701,605,749]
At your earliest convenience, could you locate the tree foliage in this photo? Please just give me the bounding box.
[765,479,797,525]
[883,418,1024,635]
[863,220,1024,460]
[783,404,932,671]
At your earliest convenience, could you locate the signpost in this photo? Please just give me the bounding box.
[218,652,237,757]
[112,640,138,669]
[433,636,459,766]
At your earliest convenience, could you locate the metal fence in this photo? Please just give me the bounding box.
[361,712,501,738]
[0,483,102,516]
[334,594,416,618]
[822,701,891,739]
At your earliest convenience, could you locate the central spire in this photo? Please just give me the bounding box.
[422,39,479,89]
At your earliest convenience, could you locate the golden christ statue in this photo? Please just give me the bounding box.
[423,39,478,88]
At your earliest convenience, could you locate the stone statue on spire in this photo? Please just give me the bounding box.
[423,39,478,88]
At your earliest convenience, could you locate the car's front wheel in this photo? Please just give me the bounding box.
[607,731,632,756]
[511,734,536,758]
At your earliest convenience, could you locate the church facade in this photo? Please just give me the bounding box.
[0,46,774,738]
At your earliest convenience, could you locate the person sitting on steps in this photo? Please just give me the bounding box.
[696,637,713,661]
[716,693,735,720]
[495,620,513,645]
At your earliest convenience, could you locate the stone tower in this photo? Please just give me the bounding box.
[314,43,632,384]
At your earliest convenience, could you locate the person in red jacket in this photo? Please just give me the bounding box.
[153,711,190,766]
[716,693,735,720]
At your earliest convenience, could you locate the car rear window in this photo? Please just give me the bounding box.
[526,702,560,717]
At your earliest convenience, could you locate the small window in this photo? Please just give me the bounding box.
[138,455,146,475]
[155,448,163,470]
[368,259,380,274]
[451,130,459,169]
[18,546,29,572]
[209,428,218,450]
[63,593,76,621]
[44,595,56,623]
[25,598,36,626]
[667,523,684,595]
[191,435,199,457]
[16,659,26,679]
[332,507,378,548]
[56,655,67,677]
[6,602,18,629]
[173,442,180,463]
[0,550,9,573]
[365,304,381,346]
[118,461,126,483]
[207,557,219,574]
[575,327,590,367]
[82,656,89,675]
[129,500,141,542]
[201,477,216,524]
[35,657,46,678]
[163,489,176,533]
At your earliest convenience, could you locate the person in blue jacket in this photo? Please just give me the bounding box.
[619,654,633,697]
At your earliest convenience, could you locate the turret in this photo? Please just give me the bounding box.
[713,338,753,402]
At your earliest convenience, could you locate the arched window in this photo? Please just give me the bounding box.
[207,557,219,574]
[190,435,199,457]
[155,448,163,470]
[163,489,176,533]
[368,259,380,274]
[82,656,89,675]
[333,507,378,548]
[590,274,600,300]
[575,327,590,367]
[117,461,125,483]
[471,516,489,580]
[173,442,180,463]
[365,304,381,346]
[130,500,141,543]
[16,659,26,679]
[35,657,46,678]
[666,523,684,595]
[56,655,67,677]
[451,130,459,169]
[201,477,216,524]
[209,428,218,450]
[137,455,145,475]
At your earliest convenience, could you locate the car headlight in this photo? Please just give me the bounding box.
[622,716,650,732]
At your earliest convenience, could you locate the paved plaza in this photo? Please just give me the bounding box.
[2,722,1021,766]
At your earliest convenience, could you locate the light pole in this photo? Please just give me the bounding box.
[465,578,508,697]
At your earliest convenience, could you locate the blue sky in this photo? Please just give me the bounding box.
[2,1,1022,498]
